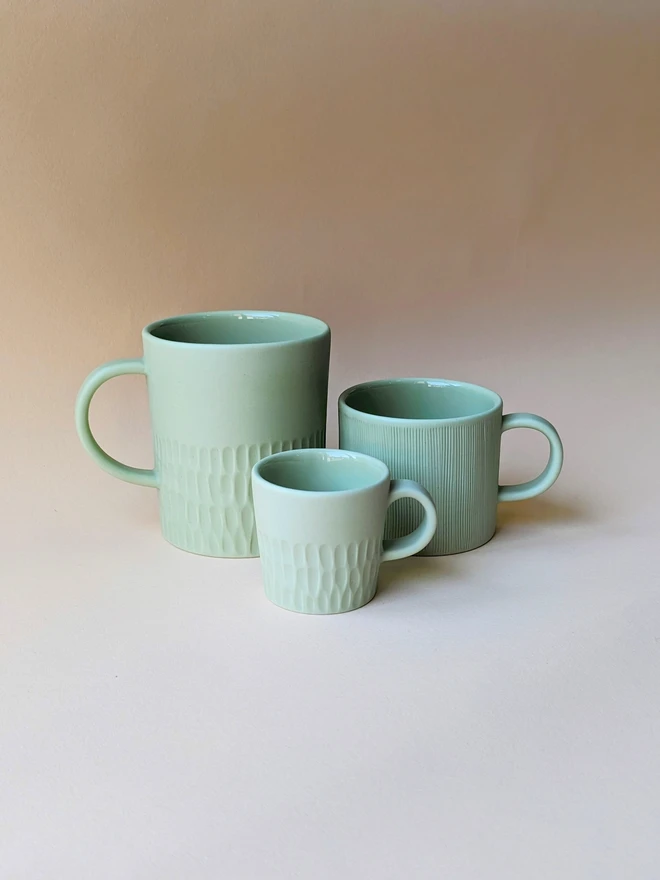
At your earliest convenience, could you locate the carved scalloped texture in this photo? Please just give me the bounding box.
[340,412,501,555]
[155,429,325,557]
[257,533,382,614]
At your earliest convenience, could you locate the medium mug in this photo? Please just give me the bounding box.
[339,378,563,556]
[252,448,437,613]
[75,310,331,557]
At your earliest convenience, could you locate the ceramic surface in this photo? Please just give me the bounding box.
[252,448,437,613]
[339,378,563,556]
[75,310,331,557]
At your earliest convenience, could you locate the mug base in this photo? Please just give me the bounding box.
[161,533,259,559]
[415,528,497,557]
[265,590,378,614]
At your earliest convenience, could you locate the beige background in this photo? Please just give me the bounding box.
[2,2,659,877]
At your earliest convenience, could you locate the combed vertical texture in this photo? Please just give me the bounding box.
[340,413,500,555]
[155,428,325,557]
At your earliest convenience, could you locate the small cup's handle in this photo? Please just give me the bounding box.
[381,479,437,562]
[75,358,159,488]
[498,413,563,503]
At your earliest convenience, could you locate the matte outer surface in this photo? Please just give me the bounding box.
[75,311,330,557]
[339,379,563,556]
[252,449,437,613]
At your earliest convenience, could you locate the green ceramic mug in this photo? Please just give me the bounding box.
[339,378,564,556]
[252,448,437,613]
[75,310,331,557]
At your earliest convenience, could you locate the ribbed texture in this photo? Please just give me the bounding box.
[257,533,381,613]
[340,414,500,555]
[155,429,325,557]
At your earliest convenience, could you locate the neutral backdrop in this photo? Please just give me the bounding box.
[2,1,659,878]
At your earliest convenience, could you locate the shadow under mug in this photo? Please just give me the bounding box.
[75,310,330,557]
[339,378,564,556]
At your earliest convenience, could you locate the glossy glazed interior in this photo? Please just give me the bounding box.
[147,311,328,345]
[343,379,501,421]
[255,450,386,493]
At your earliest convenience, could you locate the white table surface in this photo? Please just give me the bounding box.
[4,347,660,879]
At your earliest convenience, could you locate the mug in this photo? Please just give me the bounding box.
[75,310,330,557]
[252,448,437,613]
[339,378,563,556]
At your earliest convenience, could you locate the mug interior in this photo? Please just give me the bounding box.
[147,311,327,345]
[256,450,387,493]
[343,379,501,420]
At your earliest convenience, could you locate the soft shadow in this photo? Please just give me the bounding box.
[377,554,456,599]
[496,496,593,532]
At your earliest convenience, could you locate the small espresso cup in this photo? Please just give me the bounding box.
[339,379,563,556]
[252,449,437,614]
[75,310,330,557]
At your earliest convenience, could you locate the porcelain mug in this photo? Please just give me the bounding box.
[252,448,437,613]
[339,378,563,556]
[75,310,331,557]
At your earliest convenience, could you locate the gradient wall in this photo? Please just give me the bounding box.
[2,1,658,555]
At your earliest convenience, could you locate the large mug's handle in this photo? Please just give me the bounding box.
[75,359,158,488]
[498,413,563,502]
[381,479,437,562]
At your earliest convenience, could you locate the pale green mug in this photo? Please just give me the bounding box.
[75,310,331,557]
[252,448,438,614]
[339,378,564,556]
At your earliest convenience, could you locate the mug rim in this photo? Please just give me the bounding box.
[252,448,390,498]
[339,377,503,425]
[143,310,329,349]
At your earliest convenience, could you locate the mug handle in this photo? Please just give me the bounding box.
[381,479,437,562]
[498,413,563,503]
[75,359,159,488]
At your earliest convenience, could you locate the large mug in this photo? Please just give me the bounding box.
[75,310,331,557]
[339,378,563,556]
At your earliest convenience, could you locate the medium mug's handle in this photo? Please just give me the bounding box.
[75,359,158,488]
[381,479,437,562]
[498,413,563,502]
